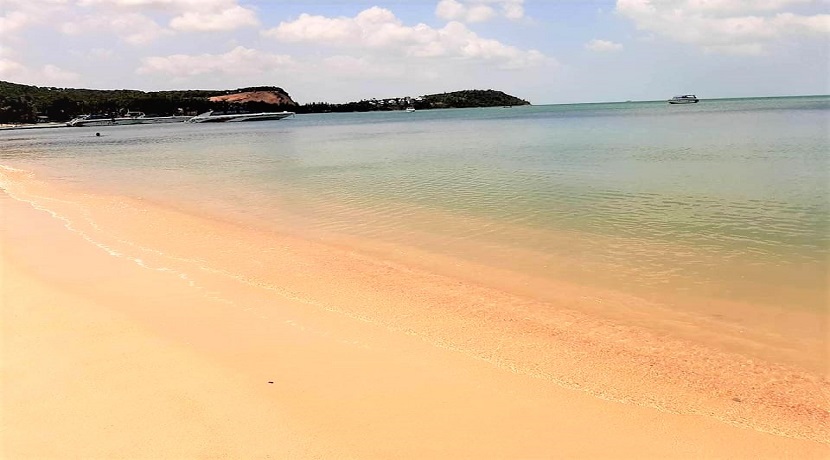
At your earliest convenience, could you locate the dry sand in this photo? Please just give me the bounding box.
[1,168,828,458]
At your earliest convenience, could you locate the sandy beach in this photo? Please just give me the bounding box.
[1,166,828,458]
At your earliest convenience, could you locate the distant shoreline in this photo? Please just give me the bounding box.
[0,81,529,124]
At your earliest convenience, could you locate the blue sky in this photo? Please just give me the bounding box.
[1,0,828,104]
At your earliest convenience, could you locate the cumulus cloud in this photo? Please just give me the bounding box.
[436,0,496,23]
[137,46,293,77]
[263,6,548,70]
[61,12,170,45]
[56,0,259,42]
[169,5,258,32]
[0,0,67,39]
[0,57,79,86]
[616,0,830,54]
[0,24,80,85]
[435,0,524,23]
[0,10,30,36]
[77,0,259,31]
[1,0,259,48]
[585,39,623,52]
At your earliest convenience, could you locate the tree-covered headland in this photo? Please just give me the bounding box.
[0,80,530,124]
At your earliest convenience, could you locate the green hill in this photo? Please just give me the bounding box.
[303,89,530,113]
[0,81,296,123]
[419,90,530,108]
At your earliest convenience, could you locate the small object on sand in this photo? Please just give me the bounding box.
[268,381,274,384]
[95,132,100,137]
[732,397,742,402]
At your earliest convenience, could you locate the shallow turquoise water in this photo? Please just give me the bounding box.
[2,96,828,308]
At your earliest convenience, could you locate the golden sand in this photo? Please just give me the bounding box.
[1,166,828,458]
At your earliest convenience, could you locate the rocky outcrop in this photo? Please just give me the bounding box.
[209,90,296,106]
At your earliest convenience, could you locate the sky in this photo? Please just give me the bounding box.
[1,0,828,104]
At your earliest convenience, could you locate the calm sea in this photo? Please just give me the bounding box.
[2,96,828,310]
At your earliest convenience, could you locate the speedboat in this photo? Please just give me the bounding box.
[668,95,699,104]
[186,110,295,123]
[405,107,416,112]
[66,112,190,127]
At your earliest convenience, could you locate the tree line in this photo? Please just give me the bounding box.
[300,91,530,113]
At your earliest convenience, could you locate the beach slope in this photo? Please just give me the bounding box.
[1,184,828,458]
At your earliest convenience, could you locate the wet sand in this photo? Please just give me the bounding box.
[1,167,828,458]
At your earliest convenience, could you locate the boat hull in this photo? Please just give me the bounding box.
[67,116,190,127]
[187,111,295,123]
[668,95,699,104]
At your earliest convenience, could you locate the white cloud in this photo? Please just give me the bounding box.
[61,12,170,45]
[137,46,293,77]
[585,39,623,52]
[0,53,79,86]
[0,0,67,39]
[263,6,548,70]
[168,4,258,31]
[40,64,81,83]
[264,12,361,44]
[59,0,259,42]
[436,0,495,23]
[435,0,524,23]
[0,10,31,36]
[501,0,525,20]
[77,0,186,7]
[616,0,830,54]
[0,60,28,83]
[0,0,259,49]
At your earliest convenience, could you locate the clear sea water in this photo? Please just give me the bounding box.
[2,96,828,310]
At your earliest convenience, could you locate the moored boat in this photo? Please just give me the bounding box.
[186,110,295,123]
[668,95,699,104]
[66,112,190,127]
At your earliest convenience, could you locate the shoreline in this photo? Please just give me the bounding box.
[0,122,67,131]
[2,166,828,457]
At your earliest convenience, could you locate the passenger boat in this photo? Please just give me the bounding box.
[186,110,295,123]
[668,95,699,104]
[66,112,189,127]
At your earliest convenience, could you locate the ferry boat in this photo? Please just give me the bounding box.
[668,95,699,104]
[66,112,189,127]
[186,110,295,123]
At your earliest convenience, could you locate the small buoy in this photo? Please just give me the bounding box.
[95,132,100,137]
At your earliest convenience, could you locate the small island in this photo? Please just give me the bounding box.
[0,80,530,124]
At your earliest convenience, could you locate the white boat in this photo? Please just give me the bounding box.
[186,110,295,123]
[668,95,699,104]
[66,112,189,127]
[405,107,416,112]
